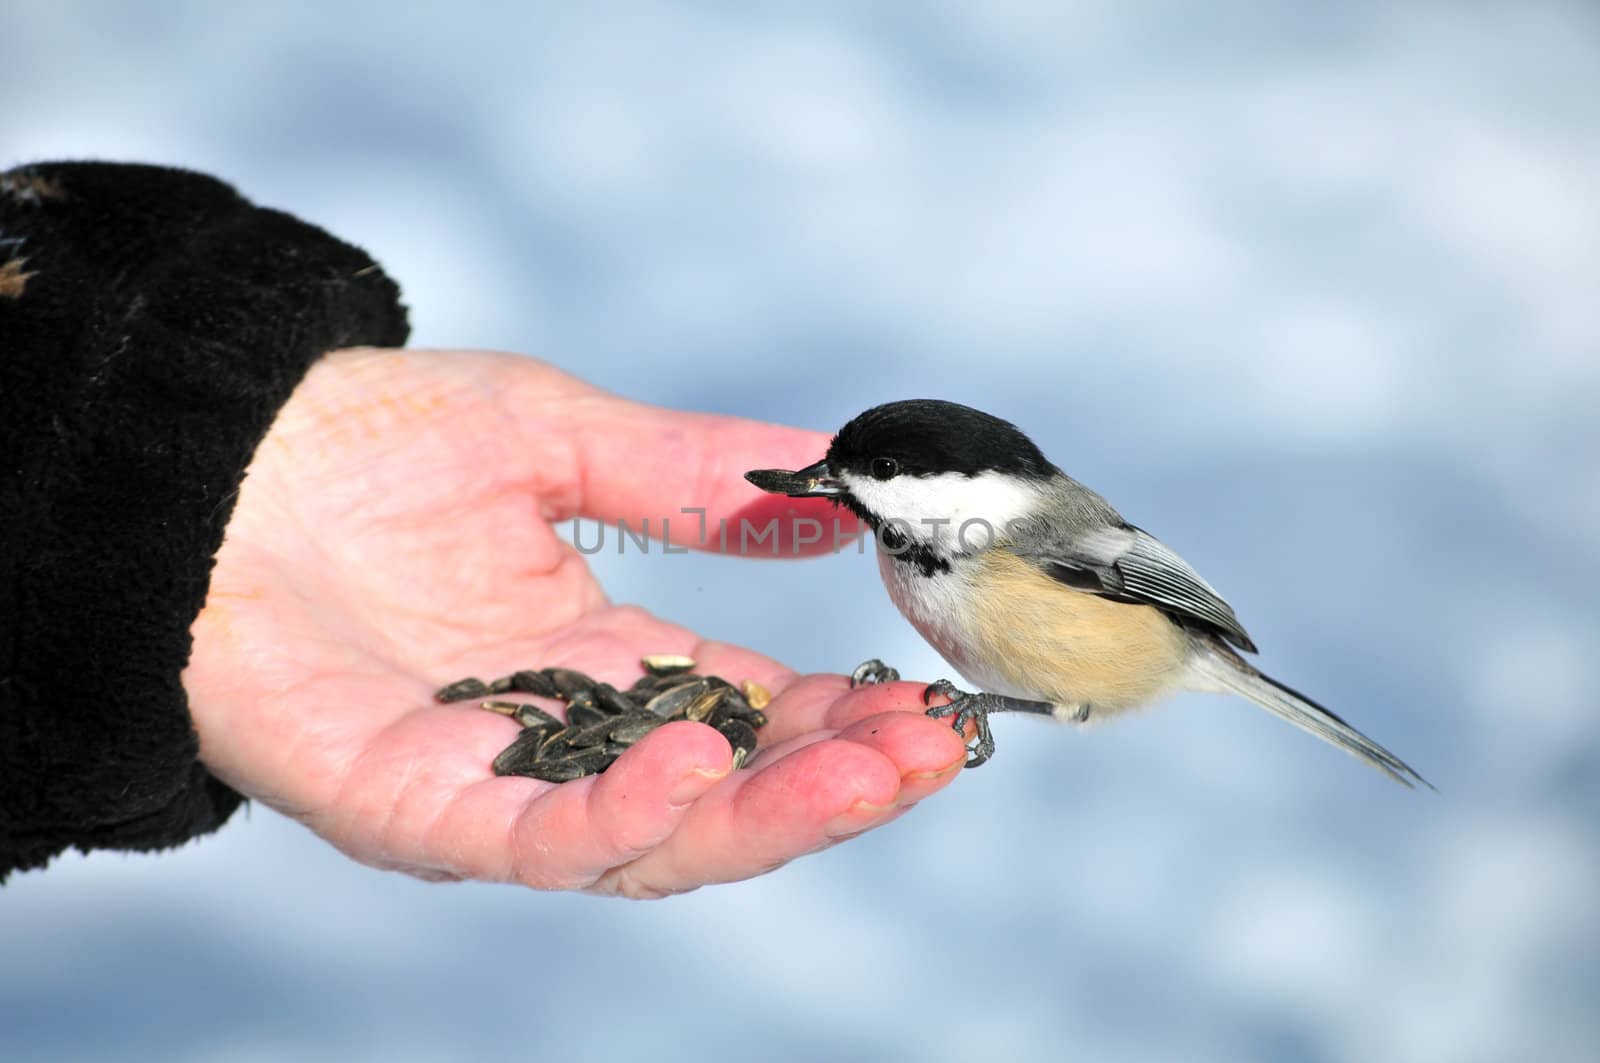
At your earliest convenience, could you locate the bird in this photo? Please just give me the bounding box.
[745,399,1429,787]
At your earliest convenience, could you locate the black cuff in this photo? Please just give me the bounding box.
[0,161,410,879]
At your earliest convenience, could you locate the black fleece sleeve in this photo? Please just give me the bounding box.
[0,161,410,880]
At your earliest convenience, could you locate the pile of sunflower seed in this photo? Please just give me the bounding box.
[435,655,771,784]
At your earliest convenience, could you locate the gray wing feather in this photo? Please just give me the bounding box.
[1018,522,1258,653]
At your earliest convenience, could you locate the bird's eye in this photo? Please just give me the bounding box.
[871,457,899,481]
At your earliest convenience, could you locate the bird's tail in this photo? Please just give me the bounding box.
[1188,647,1432,789]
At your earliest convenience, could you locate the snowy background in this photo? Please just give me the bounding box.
[3,2,1597,1060]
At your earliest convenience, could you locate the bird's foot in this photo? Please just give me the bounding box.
[850,658,901,688]
[923,680,1000,768]
[922,680,1058,768]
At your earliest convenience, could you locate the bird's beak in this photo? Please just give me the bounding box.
[744,459,845,498]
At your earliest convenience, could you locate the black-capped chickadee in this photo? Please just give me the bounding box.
[746,399,1428,787]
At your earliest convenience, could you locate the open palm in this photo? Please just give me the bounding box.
[182,348,965,897]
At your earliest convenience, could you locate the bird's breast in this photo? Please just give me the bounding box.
[878,548,1191,712]
[877,549,1042,700]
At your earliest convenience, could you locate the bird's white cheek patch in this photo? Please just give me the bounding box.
[844,471,1041,552]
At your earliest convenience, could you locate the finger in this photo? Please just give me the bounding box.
[590,737,902,897]
[591,709,966,897]
[557,397,864,556]
[740,709,965,804]
[827,712,967,806]
[421,720,733,890]
[749,673,939,747]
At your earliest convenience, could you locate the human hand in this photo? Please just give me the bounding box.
[183,348,967,897]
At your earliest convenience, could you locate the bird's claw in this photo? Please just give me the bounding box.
[850,658,901,688]
[923,680,996,768]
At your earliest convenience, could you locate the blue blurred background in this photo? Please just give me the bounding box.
[4,2,1597,1060]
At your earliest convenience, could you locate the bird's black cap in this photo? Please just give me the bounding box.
[826,399,1057,480]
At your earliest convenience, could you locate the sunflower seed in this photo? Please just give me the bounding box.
[642,654,696,677]
[522,760,592,784]
[566,697,609,730]
[522,723,563,749]
[718,718,760,767]
[536,730,576,762]
[684,686,730,725]
[510,670,560,698]
[740,679,772,711]
[720,685,768,726]
[568,717,622,748]
[592,683,638,716]
[658,672,708,693]
[543,668,598,700]
[646,677,712,717]
[744,467,814,495]
[493,728,552,776]
[435,677,490,703]
[560,746,612,773]
[478,657,772,784]
[608,713,666,744]
[514,704,561,730]
[719,688,753,717]
[724,701,767,726]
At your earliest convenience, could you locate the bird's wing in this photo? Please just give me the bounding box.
[1017,523,1258,653]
